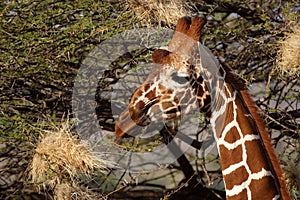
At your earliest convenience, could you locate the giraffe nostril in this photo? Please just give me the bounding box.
[171,72,189,84]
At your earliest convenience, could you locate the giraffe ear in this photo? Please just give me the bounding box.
[152,49,170,64]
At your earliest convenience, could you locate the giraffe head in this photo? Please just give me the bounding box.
[115,16,212,137]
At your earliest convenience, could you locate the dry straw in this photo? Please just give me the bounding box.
[54,182,105,200]
[276,26,300,76]
[127,0,188,26]
[29,121,111,199]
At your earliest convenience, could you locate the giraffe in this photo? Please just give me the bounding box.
[114,16,291,200]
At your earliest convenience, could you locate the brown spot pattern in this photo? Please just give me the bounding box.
[145,87,156,100]
[219,144,243,170]
[249,176,278,200]
[224,126,241,143]
[224,166,249,190]
[245,140,270,173]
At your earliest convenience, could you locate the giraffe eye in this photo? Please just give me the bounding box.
[171,73,189,84]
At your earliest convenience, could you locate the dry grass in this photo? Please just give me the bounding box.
[276,26,300,77]
[54,182,105,200]
[29,121,111,199]
[127,0,188,26]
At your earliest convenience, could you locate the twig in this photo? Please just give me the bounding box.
[263,112,299,135]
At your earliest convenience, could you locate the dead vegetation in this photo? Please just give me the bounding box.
[29,121,111,199]
[276,26,300,77]
[54,182,105,200]
[127,0,188,26]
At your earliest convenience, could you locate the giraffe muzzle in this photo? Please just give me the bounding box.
[115,108,147,138]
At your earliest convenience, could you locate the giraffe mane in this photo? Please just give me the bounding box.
[239,90,291,199]
[222,62,247,91]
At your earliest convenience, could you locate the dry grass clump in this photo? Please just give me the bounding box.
[127,0,188,26]
[54,182,104,200]
[276,26,300,76]
[29,121,111,199]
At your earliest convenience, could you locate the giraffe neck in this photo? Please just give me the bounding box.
[209,83,290,200]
